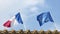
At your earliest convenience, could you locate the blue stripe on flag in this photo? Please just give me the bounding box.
[15,12,23,24]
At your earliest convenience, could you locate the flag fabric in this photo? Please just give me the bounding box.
[3,20,12,27]
[3,12,23,28]
[15,12,23,24]
[37,12,54,26]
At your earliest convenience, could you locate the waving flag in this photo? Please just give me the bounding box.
[15,12,23,24]
[3,12,23,28]
[37,12,54,26]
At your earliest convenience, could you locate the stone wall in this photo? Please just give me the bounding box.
[0,30,60,34]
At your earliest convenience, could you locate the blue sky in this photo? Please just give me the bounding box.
[0,0,60,31]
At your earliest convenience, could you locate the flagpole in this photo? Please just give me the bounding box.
[23,23,26,31]
[53,23,57,30]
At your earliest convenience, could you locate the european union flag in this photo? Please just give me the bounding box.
[15,12,23,24]
[37,12,54,26]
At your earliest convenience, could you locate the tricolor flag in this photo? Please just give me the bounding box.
[3,12,23,28]
[37,12,54,26]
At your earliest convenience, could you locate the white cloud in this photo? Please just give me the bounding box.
[39,0,45,5]
[30,7,39,12]
[20,0,45,8]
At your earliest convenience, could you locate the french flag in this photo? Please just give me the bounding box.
[3,12,23,28]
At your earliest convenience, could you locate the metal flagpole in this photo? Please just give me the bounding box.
[23,23,26,30]
[53,23,57,30]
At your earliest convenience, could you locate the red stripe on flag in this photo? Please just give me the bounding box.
[3,20,12,28]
